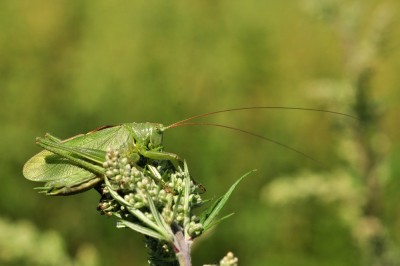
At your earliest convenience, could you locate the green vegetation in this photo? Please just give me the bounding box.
[1,0,399,265]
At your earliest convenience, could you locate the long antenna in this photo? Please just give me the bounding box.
[165,106,357,129]
[168,122,323,165]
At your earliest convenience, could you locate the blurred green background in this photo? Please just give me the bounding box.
[1,0,400,265]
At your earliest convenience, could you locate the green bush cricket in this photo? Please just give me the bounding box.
[23,107,356,196]
[23,123,183,195]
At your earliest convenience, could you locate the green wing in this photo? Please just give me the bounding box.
[23,125,132,195]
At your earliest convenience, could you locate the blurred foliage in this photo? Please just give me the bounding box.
[263,0,400,266]
[0,217,99,266]
[1,0,400,265]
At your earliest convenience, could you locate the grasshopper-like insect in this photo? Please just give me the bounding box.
[23,123,184,195]
[23,107,355,195]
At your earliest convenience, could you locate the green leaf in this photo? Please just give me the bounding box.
[146,192,173,241]
[104,177,163,236]
[201,169,255,231]
[117,220,165,240]
[205,213,235,230]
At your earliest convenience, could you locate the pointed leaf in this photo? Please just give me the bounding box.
[117,220,165,240]
[201,170,255,231]
[146,192,173,241]
[204,213,235,230]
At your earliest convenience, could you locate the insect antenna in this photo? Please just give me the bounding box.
[164,107,356,165]
[167,122,323,165]
[164,106,357,129]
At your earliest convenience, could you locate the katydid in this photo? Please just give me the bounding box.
[23,107,356,196]
[23,123,183,195]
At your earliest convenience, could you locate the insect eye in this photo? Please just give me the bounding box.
[150,130,163,148]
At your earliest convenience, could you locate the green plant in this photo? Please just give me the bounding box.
[23,124,252,265]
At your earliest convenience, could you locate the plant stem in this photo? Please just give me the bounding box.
[174,230,192,266]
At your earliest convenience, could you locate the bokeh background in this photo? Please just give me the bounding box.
[1,0,400,265]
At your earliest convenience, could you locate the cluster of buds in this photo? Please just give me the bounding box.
[94,147,249,265]
[97,148,204,240]
[219,252,238,266]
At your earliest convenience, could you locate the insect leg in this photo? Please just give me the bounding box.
[38,137,106,164]
[44,176,103,196]
[140,150,183,169]
[44,133,63,143]
[36,137,105,175]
